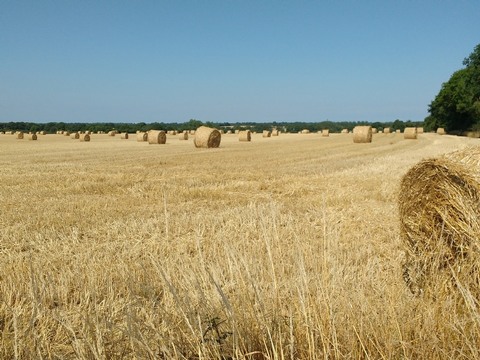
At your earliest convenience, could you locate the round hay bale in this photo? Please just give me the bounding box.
[120,133,129,139]
[79,134,90,142]
[271,129,279,136]
[395,129,401,133]
[352,126,372,143]
[70,133,79,139]
[301,129,310,134]
[384,127,391,134]
[262,130,271,138]
[404,127,417,140]
[321,129,330,137]
[341,129,348,134]
[189,130,196,135]
[179,132,188,140]
[238,130,251,142]
[136,132,148,142]
[226,130,232,134]
[194,126,221,148]
[437,127,446,135]
[417,127,424,134]
[27,133,37,140]
[372,128,378,134]
[16,132,24,139]
[64,132,70,136]
[108,131,116,136]
[148,130,167,144]
[400,146,480,295]
[39,131,46,135]
[235,129,240,134]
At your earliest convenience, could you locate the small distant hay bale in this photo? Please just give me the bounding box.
[352,126,372,143]
[16,132,24,139]
[400,146,480,295]
[39,131,46,135]
[79,134,90,142]
[120,133,129,139]
[108,131,116,136]
[8,131,15,135]
[226,130,232,134]
[189,130,196,135]
[271,129,279,136]
[239,130,251,142]
[404,127,417,140]
[341,129,348,134]
[384,127,391,134]
[70,133,79,139]
[64,132,70,136]
[395,129,401,133]
[179,132,188,140]
[194,126,221,148]
[372,128,378,134]
[27,133,37,140]
[148,130,167,144]
[137,132,148,142]
[437,127,446,135]
[235,129,240,134]
[417,127,424,134]
[301,129,310,134]
[262,130,271,138]
[321,129,330,137]
[0,131,4,135]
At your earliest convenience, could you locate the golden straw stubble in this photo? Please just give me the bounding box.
[399,146,480,295]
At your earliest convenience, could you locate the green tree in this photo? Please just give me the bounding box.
[428,44,480,133]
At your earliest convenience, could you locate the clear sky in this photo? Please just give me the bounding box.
[1,1,479,124]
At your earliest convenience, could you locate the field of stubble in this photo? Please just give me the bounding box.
[1,131,479,359]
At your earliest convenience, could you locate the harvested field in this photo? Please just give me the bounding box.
[1,132,479,359]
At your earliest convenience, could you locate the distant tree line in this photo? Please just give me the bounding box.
[0,118,423,134]
[426,43,480,134]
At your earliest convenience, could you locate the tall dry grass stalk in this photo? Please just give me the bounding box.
[1,133,480,358]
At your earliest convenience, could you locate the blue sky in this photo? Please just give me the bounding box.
[1,1,479,123]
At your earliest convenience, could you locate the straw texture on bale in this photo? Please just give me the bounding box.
[437,127,446,135]
[262,130,271,138]
[70,133,79,139]
[16,132,24,139]
[120,133,129,139]
[238,130,251,142]
[352,126,372,143]
[321,129,330,137]
[136,132,148,142]
[148,130,167,144]
[27,133,37,140]
[79,134,90,142]
[400,146,480,295]
[178,132,188,140]
[194,126,221,148]
[403,127,417,140]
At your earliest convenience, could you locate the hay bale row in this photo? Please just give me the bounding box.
[137,132,148,142]
[400,146,480,295]
[148,130,166,144]
[194,126,221,148]
[403,127,417,140]
[353,126,372,143]
[238,130,251,142]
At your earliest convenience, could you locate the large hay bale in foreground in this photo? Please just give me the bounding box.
[403,127,417,139]
[399,146,480,295]
[353,126,372,143]
[194,126,221,148]
[238,130,251,142]
[437,127,446,135]
[148,130,167,144]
